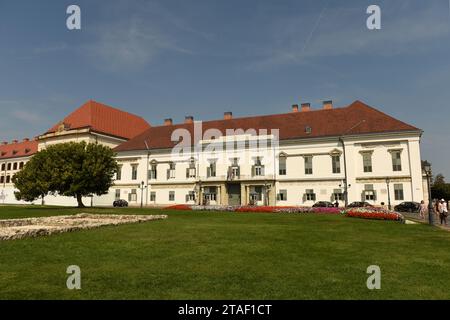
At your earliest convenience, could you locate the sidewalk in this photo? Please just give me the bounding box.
[402,212,450,231]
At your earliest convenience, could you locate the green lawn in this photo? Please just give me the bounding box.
[0,205,449,300]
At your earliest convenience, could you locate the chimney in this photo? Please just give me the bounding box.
[1,141,7,145]
[164,118,173,126]
[301,103,311,112]
[224,112,233,120]
[185,116,194,124]
[291,104,299,113]
[323,100,333,110]
[23,138,29,142]
[12,139,18,144]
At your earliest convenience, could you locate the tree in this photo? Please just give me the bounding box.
[13,142,118,207]
[13,151,53,204]
[433,173,445,186]
[430,173,450,200]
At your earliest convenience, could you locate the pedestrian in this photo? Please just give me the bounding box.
[435,199,440,219]
[419,200,426,219]
[437,199,445,225]
[441,199,448,226]
[334,200,339,208]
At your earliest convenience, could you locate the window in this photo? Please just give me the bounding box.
[203,187,217,201]
[250,186,263,202]
[167,163,176,179]
[116,165,122,180]
[391,151,402,171]
[186,191,196,202]
[131,164,138,180]
[332,155,341,174]
[186,160,196,178]
[13,163,17,170]
[362,153,373,173]
[279,155,286,175]
[169,191,175,201]
[333,189,344,201]
[149,164,157,180]
[304,156,313,175]
[19,162,24,170]
[304,189,316,201]
[6,175,10,183]
[394,184,404,200]
[363,184,376,201]
[150,192,156,202]
[7,163,11,171]
[207,161,216,177]
[277,189,287,201]
[115,189,121,200]
[0,176,4,184]
[128,189,137,202]
[1,163,5,171]
[228,158,240,180]
[252,157,264,176]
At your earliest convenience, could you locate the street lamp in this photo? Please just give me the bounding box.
[423,161,433,225]
[386,177,391,210]
[140,181,147,209]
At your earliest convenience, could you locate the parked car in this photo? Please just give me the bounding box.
[394,201,420,213]
[312,201,334,208]
[113,199,128,207]
[347,201,374,208]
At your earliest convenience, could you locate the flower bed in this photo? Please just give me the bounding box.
[164,204,192,211]
[165,204,341,214]
[344,207,404,222]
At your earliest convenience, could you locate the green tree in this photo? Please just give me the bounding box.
[13,142,118,207]
[430,173,450,200]
[433,173,445,186]
[13,151,53,204]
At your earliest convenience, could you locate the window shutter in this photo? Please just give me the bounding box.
[251,165,255,177]
[186,168,189,178]
[185,194,189,202]
[207,167,211,177]
[167,169,170,180]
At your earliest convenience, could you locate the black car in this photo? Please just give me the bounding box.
[312,201,334,208]
[113,199,128,207]
[347,201,373,208]
[394,201,420,213]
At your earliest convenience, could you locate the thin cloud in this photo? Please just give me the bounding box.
[248,2,450,70]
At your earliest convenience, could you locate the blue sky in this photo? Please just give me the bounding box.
[0,0,449,177]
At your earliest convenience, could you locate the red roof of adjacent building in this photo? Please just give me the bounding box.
[0,139,38,160]
[45,100,151,140]
[114,100,421,152]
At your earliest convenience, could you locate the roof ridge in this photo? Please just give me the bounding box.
[349,100,420,131]
[148,103,350,130]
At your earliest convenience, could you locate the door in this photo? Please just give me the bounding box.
[228,184,241,205]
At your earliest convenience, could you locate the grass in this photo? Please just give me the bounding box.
[1,205,450,299]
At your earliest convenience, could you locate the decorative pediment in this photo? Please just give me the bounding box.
[329,148,342,156]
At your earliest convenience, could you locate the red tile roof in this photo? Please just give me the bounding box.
[45,100,151,140]
[0,139,38,160]
[114,100,421,152]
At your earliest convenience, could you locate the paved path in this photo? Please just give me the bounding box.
[402,212,450,231]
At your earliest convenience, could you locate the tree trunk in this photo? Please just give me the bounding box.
[76,194,85,208]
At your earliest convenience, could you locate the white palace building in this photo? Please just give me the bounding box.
[0,99,426,207]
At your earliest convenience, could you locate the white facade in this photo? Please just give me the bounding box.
[112,131,424,207]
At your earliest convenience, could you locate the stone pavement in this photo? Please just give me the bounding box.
[402,212,450,231]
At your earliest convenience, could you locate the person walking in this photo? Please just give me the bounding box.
[419,200,427,219]
[441,199,448,226]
